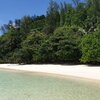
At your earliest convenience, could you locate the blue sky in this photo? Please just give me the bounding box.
[0,0,73,25]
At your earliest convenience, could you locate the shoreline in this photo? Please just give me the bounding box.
[0,64,100,81]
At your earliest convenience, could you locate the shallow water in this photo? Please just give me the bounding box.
[0,69,100,100]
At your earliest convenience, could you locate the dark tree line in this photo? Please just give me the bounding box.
[0,0,100,64]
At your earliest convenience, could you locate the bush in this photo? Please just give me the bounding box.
[20,31,45,63]
[43,25,55,35]
[80,31,100,63]
[39,26,82,63]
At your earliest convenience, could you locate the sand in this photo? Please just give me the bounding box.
[0,64,100,80]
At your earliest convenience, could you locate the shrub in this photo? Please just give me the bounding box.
[80,30,100,63]
[40,26,82,63]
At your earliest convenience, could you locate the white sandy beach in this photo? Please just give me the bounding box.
[0,64,100,80]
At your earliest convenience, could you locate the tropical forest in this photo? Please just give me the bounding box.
[0,0,100,64]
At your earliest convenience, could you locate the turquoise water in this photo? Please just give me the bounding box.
[0,69,100,100]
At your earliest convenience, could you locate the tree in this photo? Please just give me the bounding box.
[0,28,23,63]
[60,3,65,26]
[65,4,75,26]
[20,31,45,63]
[83,0,100,33]
[0,0,99,64]
[46,0,60,29]
[40,26,82,63]
[72,0,80,6]
[32,15,45,31]
[80,30,100,63]
[72,3,87,28]
[20,16,33,34]
[86,0,100,15]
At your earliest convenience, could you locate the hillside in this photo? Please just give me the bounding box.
[0,0,100,64]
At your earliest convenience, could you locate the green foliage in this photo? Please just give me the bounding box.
[0,29,22,62]
[0,0,100,64]
[20,31,45,63]
[80,31,100,63]
[40,26,82,63]
[43,25,55,35]
[46,0,60,29]
[60,2,66,26]
[11,48,33,64]
[65,4,75,26]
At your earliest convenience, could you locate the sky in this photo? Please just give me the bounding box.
[0,0,73,25]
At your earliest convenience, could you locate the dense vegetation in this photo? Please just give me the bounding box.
[0,0,100,64]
